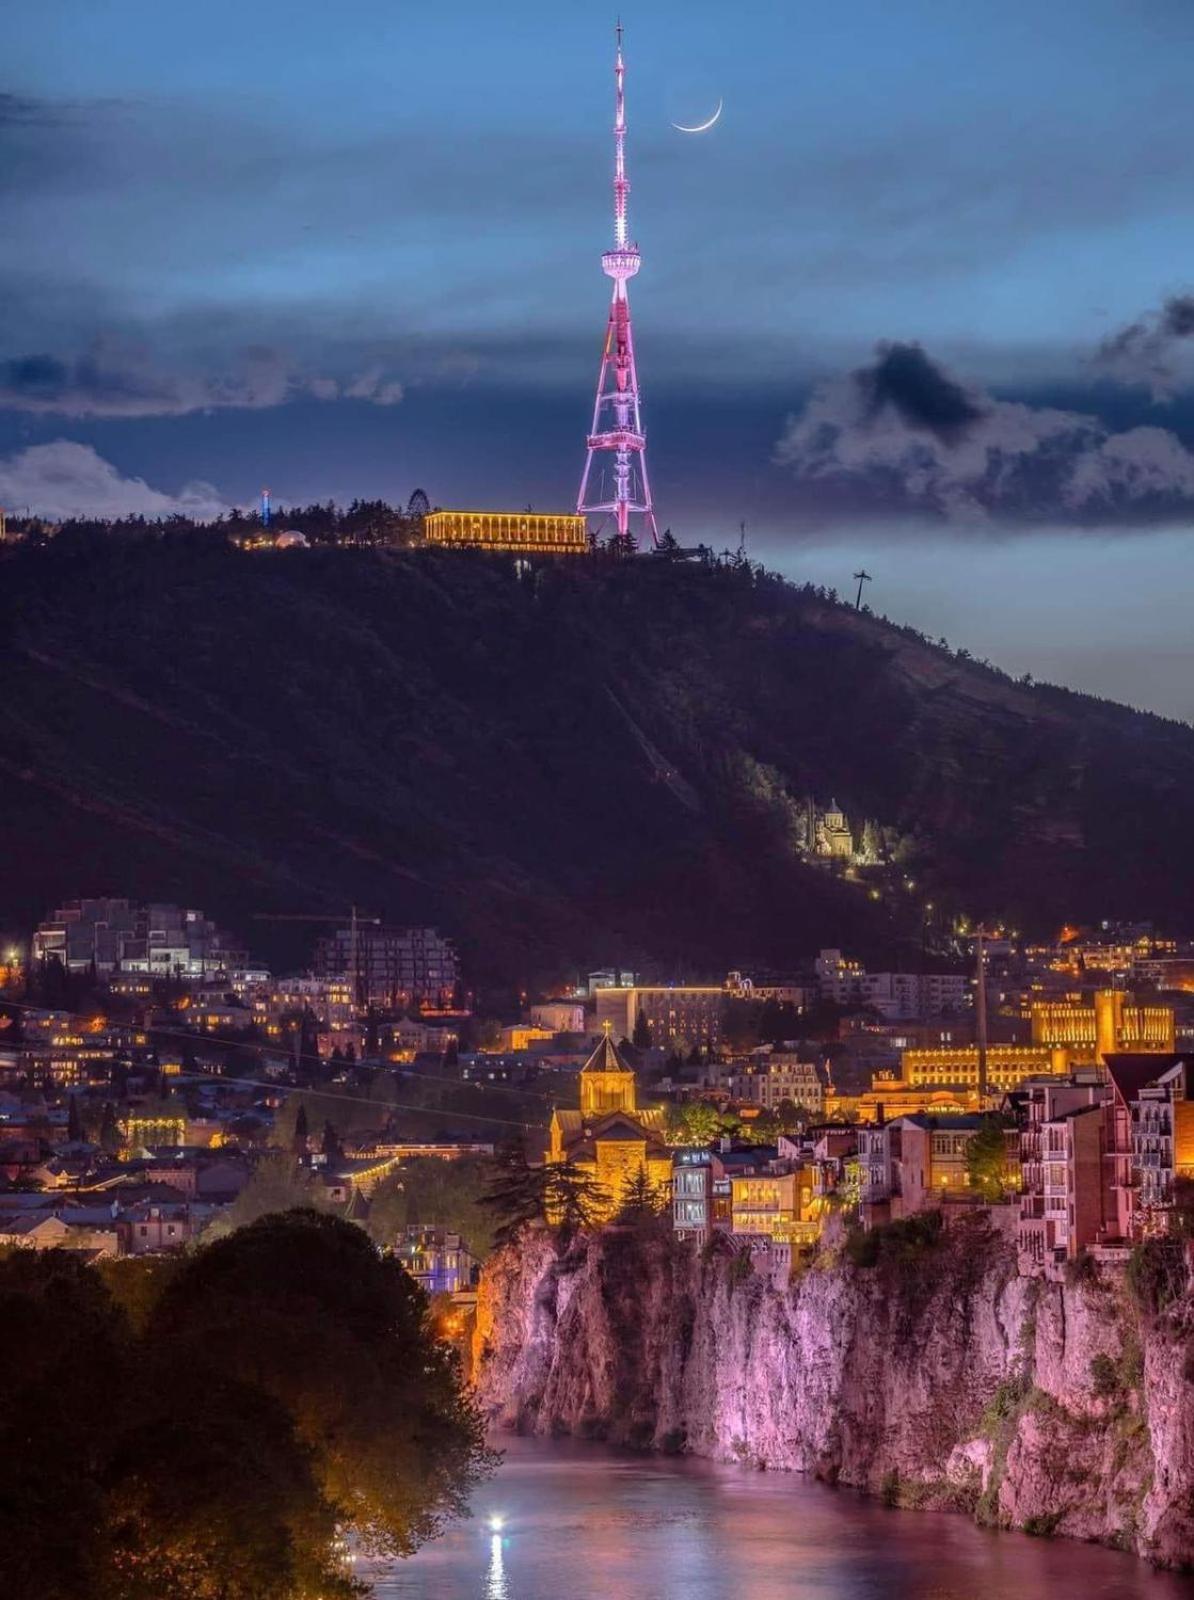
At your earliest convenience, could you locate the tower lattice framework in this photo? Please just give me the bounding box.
[577,23,659,547]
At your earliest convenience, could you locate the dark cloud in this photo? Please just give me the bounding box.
[1096,293,1194,398]
[775,342,1194,525]
[860,342,986,441]
[0,342,402,418]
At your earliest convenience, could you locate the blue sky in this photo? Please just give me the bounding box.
[5,1,1194,715]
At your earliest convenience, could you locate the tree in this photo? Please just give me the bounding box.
[965,1115,1013,1201]
[775,1099,806,1135]
[367,1155,496,1258]
[201,1152,334,1240]
[480,1141,607,1248]
[632,1008,653,1050]
[293,1102,309,1155]
[67,1093,83,1144]
[478,1137,550,1248]
[542,1161,609,1245]
[616,1165,663,1225]
[147,1212,493,1561]
[666,1099,723,1147]
[320,1120,341,1163]
[99,1101,121,1156]
[744,1108,781,1144]
[0,1216,494,1596]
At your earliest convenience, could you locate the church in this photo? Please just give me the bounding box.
[548,1028,672,1220]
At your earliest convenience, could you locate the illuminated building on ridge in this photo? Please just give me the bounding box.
[423,510,587,555]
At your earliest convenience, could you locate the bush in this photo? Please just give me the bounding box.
[1023,1511,1062,1538]
[980,1372,1030,1437]
[1127,1238,1188,1316]
[845,1210,945,1270]
[1089,1352,1121,1400]
[1063,1250,1100,1288]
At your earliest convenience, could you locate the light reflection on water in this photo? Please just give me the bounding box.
[367,1436,1192,1600]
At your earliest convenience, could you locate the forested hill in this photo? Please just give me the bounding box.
[0,533,1190,987]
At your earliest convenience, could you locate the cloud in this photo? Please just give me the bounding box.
[0,441,227,521]
[0,340,405,418]
[775,342,1194,524]
[1096,294,1194,399]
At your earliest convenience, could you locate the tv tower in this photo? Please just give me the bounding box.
[577,22,659,547]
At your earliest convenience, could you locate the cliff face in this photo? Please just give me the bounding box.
[472,1223,1194,1568]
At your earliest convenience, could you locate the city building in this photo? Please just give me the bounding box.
[594,984,723,1049]
[815,949,971,1020]
[672,1148,714,1245]
[860,1113,993,1223]
[315,924,459,1009]
[886,990,1178,1103]
[423,510,588,555]
[33,899,245,978]
[531,1001,588,1034]
[392,1227,479,1295]
[1017,1076,1109,1277]
[548,1030,671,1219]
[729,1053,825,1113]
[729,1167,820,1247]
[1130,1057,1194,1227]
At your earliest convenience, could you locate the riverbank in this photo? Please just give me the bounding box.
[365,1435,1194,1599]
[471,1220,1194,1568]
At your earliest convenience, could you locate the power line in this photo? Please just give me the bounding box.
[0,995,569,1107]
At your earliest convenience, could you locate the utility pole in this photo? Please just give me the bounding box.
[853,569,872,610]
[974,926,990,1106]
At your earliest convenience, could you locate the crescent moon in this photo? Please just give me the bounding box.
[671,98,723,134]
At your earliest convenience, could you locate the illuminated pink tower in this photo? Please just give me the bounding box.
[577,22,659,547]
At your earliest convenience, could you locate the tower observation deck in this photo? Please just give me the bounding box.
[576,23,659,548]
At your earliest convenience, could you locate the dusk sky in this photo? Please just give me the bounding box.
[7,1,1194,716]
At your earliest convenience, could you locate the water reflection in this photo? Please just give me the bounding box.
[369,1436,1192,1600]
[485,1533,507,1600]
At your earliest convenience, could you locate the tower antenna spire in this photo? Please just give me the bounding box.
[577,22,659,548]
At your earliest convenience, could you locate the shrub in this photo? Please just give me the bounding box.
[980,1372,1030,1437]
[1127,1238,1187,1316]
[1089,1352,1120,1400]
[1023,1511,1062,1538]
[845,1210,945,1270]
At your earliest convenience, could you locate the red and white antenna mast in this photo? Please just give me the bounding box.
[577,21,659,548]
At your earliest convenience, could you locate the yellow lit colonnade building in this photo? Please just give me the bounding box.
[857,989,1177,1116]
[548,1030,671,1221]
[424,510,588,555]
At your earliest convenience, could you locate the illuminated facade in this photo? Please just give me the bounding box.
[730,1168,820,1246]
[576,24,658,546]
[548,1030,670,1220]
[887,990,1177,1104]
[423,510,588,555]
[315,923,459,1009]
[594,985,723,1049]
[1031,989,1175,1061]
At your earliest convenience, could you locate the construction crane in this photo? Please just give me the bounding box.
[253,906,380,1009]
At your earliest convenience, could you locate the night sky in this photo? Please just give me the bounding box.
[6,1,1194,716]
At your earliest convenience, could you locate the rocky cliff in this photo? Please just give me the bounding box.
[472,1222,1194,1568]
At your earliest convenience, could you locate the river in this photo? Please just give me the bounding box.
[366,1436,1191,1599]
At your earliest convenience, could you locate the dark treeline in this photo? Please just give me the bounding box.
[0,1211,491,1600]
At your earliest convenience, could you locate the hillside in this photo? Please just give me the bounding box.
[0,534,1191,987]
